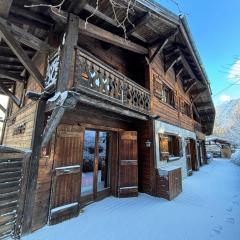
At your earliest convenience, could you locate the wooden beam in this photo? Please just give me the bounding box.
[71,91,149,121]
[192,89,208,102]
[126,12,151,37]
[0,103,6,113]
[149,29,179,63]
[83,4,147,43]
[57,14,79,92]
[150,29,179,48]
[164,54,181,74]
[194,101,212,107]
[8,14,49,31]
[0,0,13,18]
[84,4,118,27]
[22,100,46,234]
[0,21,44,89]
[185,80,197,94]
[0,82,20,106]
[68,0,88,14]
[175,66,184,78]
[0,46,34,57]
[0,70,24,82]
[149,38,169,63]
[49,8,147,54]
[180,53,198,81]
[0,17,52,52]
[190,87,207,95]
[10,5,53,27]
[41,106,66,147]
[78,18,148,55]
[192,103,200,120]
[48,7,68,25]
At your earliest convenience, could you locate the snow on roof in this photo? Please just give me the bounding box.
[206,136,235,145]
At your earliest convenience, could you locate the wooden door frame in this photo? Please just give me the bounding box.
[79,127,119,206]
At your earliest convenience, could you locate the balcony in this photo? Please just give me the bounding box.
[72,47,151,117]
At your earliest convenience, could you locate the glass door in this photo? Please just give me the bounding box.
[81,130,95,196]
[81,130,110,199]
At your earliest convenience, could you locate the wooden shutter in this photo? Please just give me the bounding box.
[118,131,138,197]
[159,134,169,161]
[178,137,183,157]
[49,125,84,224]
[185,139,192,172]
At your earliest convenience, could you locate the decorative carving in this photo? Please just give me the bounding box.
[74,48,150,113]
[45,48,60,89]
[13,123,26,135]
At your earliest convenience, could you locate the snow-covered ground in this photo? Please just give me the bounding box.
[231,149,240,166]
[23,159,240,240]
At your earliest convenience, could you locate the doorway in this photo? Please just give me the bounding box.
[49,124,138,224]
[81,130,111,201]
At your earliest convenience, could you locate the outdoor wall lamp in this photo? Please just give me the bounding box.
[145,140,151,148]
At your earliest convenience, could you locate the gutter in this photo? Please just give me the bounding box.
[136,0,179,26]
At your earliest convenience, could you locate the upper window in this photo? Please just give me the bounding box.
[162,86,176,108]
[183,102,191,117]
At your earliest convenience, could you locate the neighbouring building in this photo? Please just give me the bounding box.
[0,0,215,239]
[206,136,233,158]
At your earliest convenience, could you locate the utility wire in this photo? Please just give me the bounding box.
[213,78,240,97]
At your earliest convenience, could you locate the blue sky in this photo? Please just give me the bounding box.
[156,0,240,106]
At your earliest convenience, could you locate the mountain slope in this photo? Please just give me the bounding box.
[213,98,240,145]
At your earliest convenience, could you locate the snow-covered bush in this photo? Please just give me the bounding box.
[231,149,240,166]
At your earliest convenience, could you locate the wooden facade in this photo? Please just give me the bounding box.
[0,0,215,238]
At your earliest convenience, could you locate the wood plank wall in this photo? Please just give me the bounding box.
[2,53,47,149]
[136,120,155,195]
[78,35,145,87]
[149,51,195,132]
[31,134,55,231]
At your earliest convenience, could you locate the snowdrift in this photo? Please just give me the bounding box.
[231,149,240,166]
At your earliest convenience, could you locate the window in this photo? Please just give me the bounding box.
[162,86,176,108]
[183,102,191,117]
[159,134,183,161]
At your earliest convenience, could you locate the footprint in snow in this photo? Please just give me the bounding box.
[232,200,239,206]
[226,218,235,224]
[226,206,232,212]
[210,225,223,237]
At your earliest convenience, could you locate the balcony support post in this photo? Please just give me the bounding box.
[57,13,79,92]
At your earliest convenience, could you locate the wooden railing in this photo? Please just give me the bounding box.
[73,47,151,114]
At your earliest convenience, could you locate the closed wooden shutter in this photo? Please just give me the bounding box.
[49,125,84,224]
[118,131,138,197]
[159,134,169,161]
[185,139,192,172]
[178,137,183,157]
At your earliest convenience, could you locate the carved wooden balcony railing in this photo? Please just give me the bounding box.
[73,47,151,115]
[45,48,60,91]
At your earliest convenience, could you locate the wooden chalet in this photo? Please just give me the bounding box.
[0,0,215,238]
